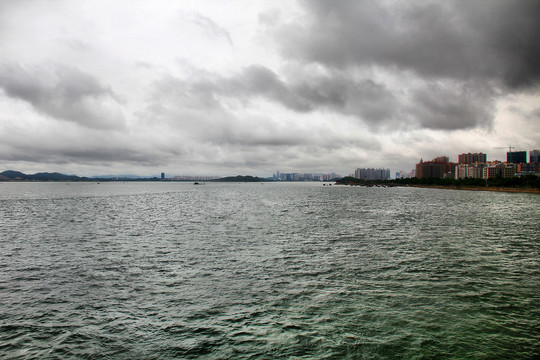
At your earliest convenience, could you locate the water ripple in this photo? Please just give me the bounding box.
[0,183,539,359]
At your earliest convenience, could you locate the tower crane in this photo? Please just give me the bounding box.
[493,146,516,152]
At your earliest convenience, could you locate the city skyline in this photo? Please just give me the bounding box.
[2,147,538,180]
[105,147,540,179]
[0,1,539,177]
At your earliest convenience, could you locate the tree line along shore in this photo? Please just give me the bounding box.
[336,175,540,194]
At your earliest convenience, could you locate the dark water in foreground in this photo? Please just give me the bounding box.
[1,182,539,359]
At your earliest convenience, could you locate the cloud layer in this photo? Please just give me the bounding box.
[0,0,538,176]
[277,0,540,88]
[0,63,125,129]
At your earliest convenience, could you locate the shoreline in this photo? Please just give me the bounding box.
[407,185,540,194]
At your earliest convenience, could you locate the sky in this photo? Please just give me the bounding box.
[0,0,539,177]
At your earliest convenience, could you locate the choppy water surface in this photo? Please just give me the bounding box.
[1,182,539,359]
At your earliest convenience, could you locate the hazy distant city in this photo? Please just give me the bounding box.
[160,148,540,182]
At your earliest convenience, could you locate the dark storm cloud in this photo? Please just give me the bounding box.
[161,64,501,131]
[409,82,494,130]
[156,65,398,127]
[238,65,304,109]
[0,62,125,129]
[275,0,540,89]
[266,68,398,125]
[243,65,494,131]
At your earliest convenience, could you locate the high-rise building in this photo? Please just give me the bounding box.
[455,163,486,179]
[458,152,487,164]
[416,157,454,179]
[161,172,165,180]
[530,150,540,163]
[483,163,516,179]
[518,163,540,173]
[354,168,390,180]
[507,151,526,164]
[470,164,485,178]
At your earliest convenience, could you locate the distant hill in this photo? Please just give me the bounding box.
[1,170,276,183]
[32,172,83,181]
[0,170,86,181]
[0,170,30,180]
[214,175,271,182]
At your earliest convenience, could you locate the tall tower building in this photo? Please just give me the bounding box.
[530,150,540,163]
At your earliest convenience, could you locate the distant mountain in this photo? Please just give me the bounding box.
[0,170,85,181]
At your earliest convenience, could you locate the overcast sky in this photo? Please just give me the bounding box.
[0,0,539,177]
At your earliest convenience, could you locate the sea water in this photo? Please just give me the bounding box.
[1,182,539,359]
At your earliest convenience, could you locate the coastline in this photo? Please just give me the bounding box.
[407,185,540,194]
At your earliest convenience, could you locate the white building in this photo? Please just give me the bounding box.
[355,168,390,181]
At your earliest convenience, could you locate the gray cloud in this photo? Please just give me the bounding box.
[409,82,495,130]
[143,68,388,155]
[0,62,125,129]
[273,0,540,89]
[184,12,234,48]
[530,108,540,120]
[153,64,498,131]
[2,146,160,166]
[0,118,183,168]
[146,73,307,147]
[223,65,313,112]
[153,65,399,129]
